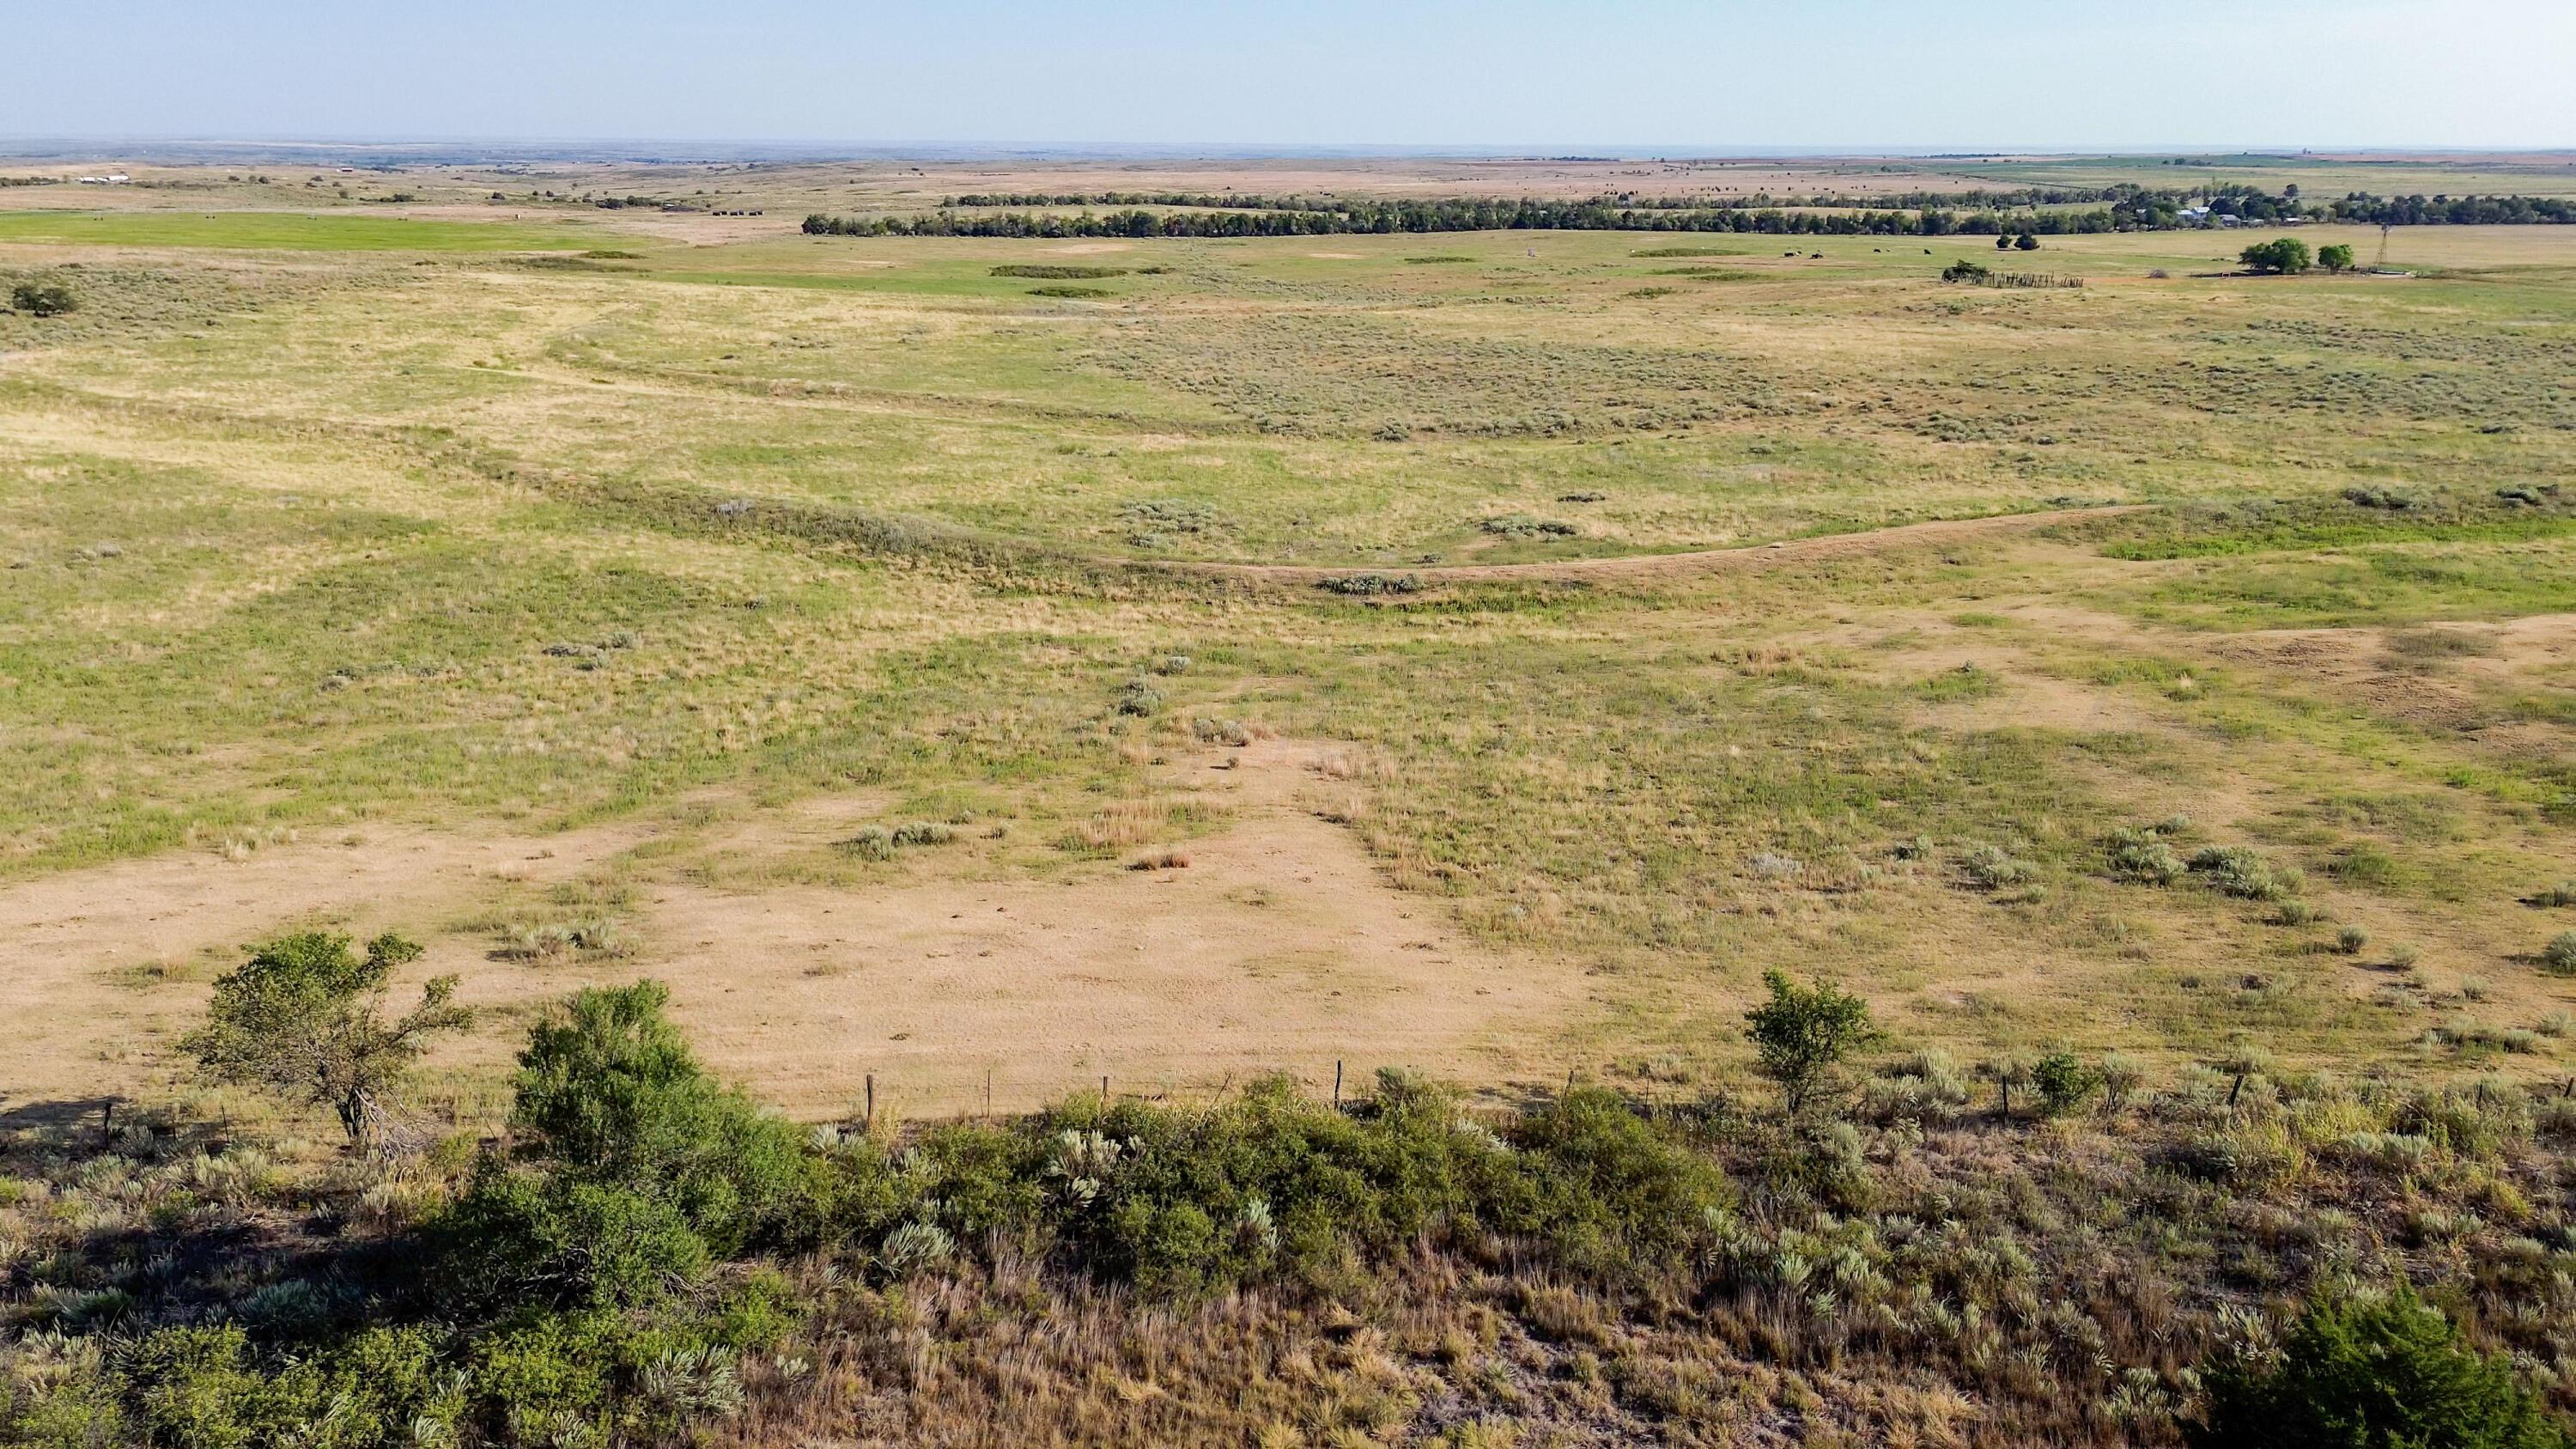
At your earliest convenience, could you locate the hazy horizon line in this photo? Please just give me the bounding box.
[3,137,2569,163]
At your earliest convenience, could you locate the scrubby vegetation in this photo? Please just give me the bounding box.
[8,970,2575,1446]
[4,278,76,317]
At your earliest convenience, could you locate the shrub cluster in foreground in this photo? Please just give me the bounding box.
[3,970,2573,1446]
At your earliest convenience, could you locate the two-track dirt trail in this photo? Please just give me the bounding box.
[1158,503,2146,586]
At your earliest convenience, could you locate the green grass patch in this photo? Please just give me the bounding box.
[0,210,594,253]
[990,264,1127,279]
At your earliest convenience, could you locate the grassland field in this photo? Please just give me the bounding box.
[9,153,2576,1446]
[3,181,2574,1121]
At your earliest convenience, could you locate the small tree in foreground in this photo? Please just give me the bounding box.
[1744,970,1874,1114]
[183,931,467,1149]
[2191,1288,2571,1448]
[2318,243,2356,273]
[2030,1050,2101,1117]
[2241,238,2314,275]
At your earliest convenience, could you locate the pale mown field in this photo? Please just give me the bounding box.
[5,202,2576,1120]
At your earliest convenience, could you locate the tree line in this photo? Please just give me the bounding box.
[806,199,2126,240]
[811,183,2573,240]
[944,191,1343,210]
[933,184,2576,229]
[943,186,2132,212]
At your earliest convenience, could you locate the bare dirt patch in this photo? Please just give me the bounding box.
[2209,614,2576,732]
[0,820,647,1105]
[636,739,1575,1117]
[1917,667,2172,736]
[0,743,1577,1119]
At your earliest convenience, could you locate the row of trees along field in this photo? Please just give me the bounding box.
[814,185,2575,240]
[808,200,2127,238]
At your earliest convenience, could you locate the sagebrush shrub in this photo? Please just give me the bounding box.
[2190,845,2301,901]
[1962,843,2037,889]
[2107,825,2186,886]
[2543,932,2576,976]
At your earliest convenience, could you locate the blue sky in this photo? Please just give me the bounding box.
[7,0,2569,149]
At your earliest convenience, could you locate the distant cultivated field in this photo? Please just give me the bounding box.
[3,187,2574,1119]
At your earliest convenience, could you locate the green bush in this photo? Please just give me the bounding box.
[8,277,77,316]
[1506,1087,1730,1274]
[884,1072,1724,1296]
[439,981,826,1309]
[2031,1051,2102,1117]
[113,1323,462,1449]
[2191,1288,2571,1448]
[999,1072,1515,1294]
[1744,971,1875,1114]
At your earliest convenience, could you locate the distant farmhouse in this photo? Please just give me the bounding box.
[2174,203,2304,228]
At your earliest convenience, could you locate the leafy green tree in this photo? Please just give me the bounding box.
[2014,232,2040,251]
[2192,1288,2571,1448]
[1996,233,2013,250]
[1743,971,1875,1114]
[2318,243,2356,272]
[182,931,466,1148]
[2240,238,2314,274]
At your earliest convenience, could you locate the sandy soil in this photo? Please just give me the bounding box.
[0,819,648,1106]
[0,741,1577,1120]
[2209,614,2576,733]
